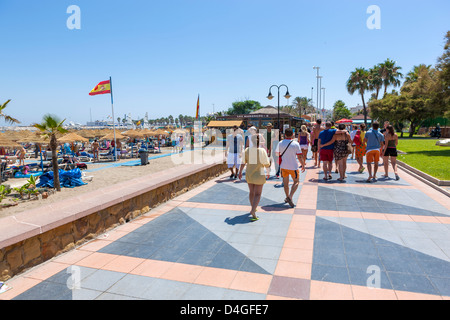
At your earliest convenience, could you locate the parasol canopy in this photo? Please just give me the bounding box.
[122,129,145,139]
[58,132,89,143]
[152,129,169,136]
[0,136,21,148]
[99,132,126,141]
[336,119,353,124]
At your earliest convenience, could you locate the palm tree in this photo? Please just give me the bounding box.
[347,68,370,127]
[178,114,184,127]
[33,114,68,192]
[368,65,383,100]
[404,64,432,84]
[291,97,314,117]
[0,100,20,124]
[378,59,403,96]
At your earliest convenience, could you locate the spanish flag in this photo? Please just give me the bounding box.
[89,80,111,96]
[196,94,200,120]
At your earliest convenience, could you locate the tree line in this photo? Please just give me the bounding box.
[347,31,450,137]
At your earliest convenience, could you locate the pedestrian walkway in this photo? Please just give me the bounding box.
[1,158,449,300]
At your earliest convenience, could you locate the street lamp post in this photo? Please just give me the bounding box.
[267,84,291,140]
[318,75,323,118]
[313,66,320,119]
[322,87,326,120]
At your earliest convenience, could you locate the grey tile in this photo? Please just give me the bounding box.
[13,280,72,300]
[255,234,285,247]
[81,270,126,292]
[387,272,439,295]
[143,278,191,300]
[314,239,345,254]
[416,258,450,279]
[95,292,143,300]
[311,264,350,284]
[314,229,342,242]
[222,289,266,300]
[342,229,373,244]
[380,255,424,275]
[313,250,347,267]
[71,288,103,300]
[180,284,227,300]
[240,257,272,274]
[345,254,383,270]
[107,274,156,299]
[124,243,161,259]
[177,249,217,266]
[208,252,245,270]
[149,244,189,262]
[344,241,379,258]
[190,233,225,252]
[429,277,450,297]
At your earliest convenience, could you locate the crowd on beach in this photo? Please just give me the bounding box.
[225,120,399,221]
[0,129,189,183]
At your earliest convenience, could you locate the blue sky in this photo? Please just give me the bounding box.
[0,0,449,125]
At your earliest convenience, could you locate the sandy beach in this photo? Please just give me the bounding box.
[0,146,225,219]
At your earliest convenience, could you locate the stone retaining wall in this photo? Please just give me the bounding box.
[0,162,228,281]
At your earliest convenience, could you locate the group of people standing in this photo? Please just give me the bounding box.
[310,120,400,182]
[225,119,400,221]
[225,124,305,221]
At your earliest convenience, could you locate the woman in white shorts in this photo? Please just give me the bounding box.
[298,125,310,163]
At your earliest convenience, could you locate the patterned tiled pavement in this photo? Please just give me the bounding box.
[1,158,449,300]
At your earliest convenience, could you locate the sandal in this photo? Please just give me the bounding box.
[286,197,295,208]
[250,216,259,222]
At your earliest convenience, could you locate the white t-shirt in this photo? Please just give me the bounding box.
[350,130,357,145]
[275,139,302,170]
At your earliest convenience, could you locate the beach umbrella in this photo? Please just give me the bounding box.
[336,119,353,124]
[99,132,126,141]
[17,132,51,144]
[3,130,30,141]
[140,128,154,137]
[0,137,20,148]
[78,129,99,139]
[122,129,145,139]
[57,132,89,143]
[153,129,169,136]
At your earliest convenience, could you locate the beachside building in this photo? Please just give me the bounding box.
[350,104,364,114]
[210,106,308,131]
[351,113,372,125]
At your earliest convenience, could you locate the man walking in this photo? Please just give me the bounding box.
[311,119,323,167]
[318,122,336,180]
[364,121,385,182]
[225,125,244,179]
[275,128,305,208]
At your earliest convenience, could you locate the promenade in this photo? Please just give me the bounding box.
[1,158,449,301]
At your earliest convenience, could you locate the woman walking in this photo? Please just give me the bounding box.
[321,123,352,181]
[355,124,366,173]
[298,125,310,165]
[238,134,271,221]
[382,125,400,180]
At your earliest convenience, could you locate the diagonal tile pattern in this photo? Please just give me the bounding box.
[2,157,450,300]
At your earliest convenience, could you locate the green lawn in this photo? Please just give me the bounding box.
[396,138,450,181]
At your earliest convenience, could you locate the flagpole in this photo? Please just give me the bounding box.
[110,76,117,161]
